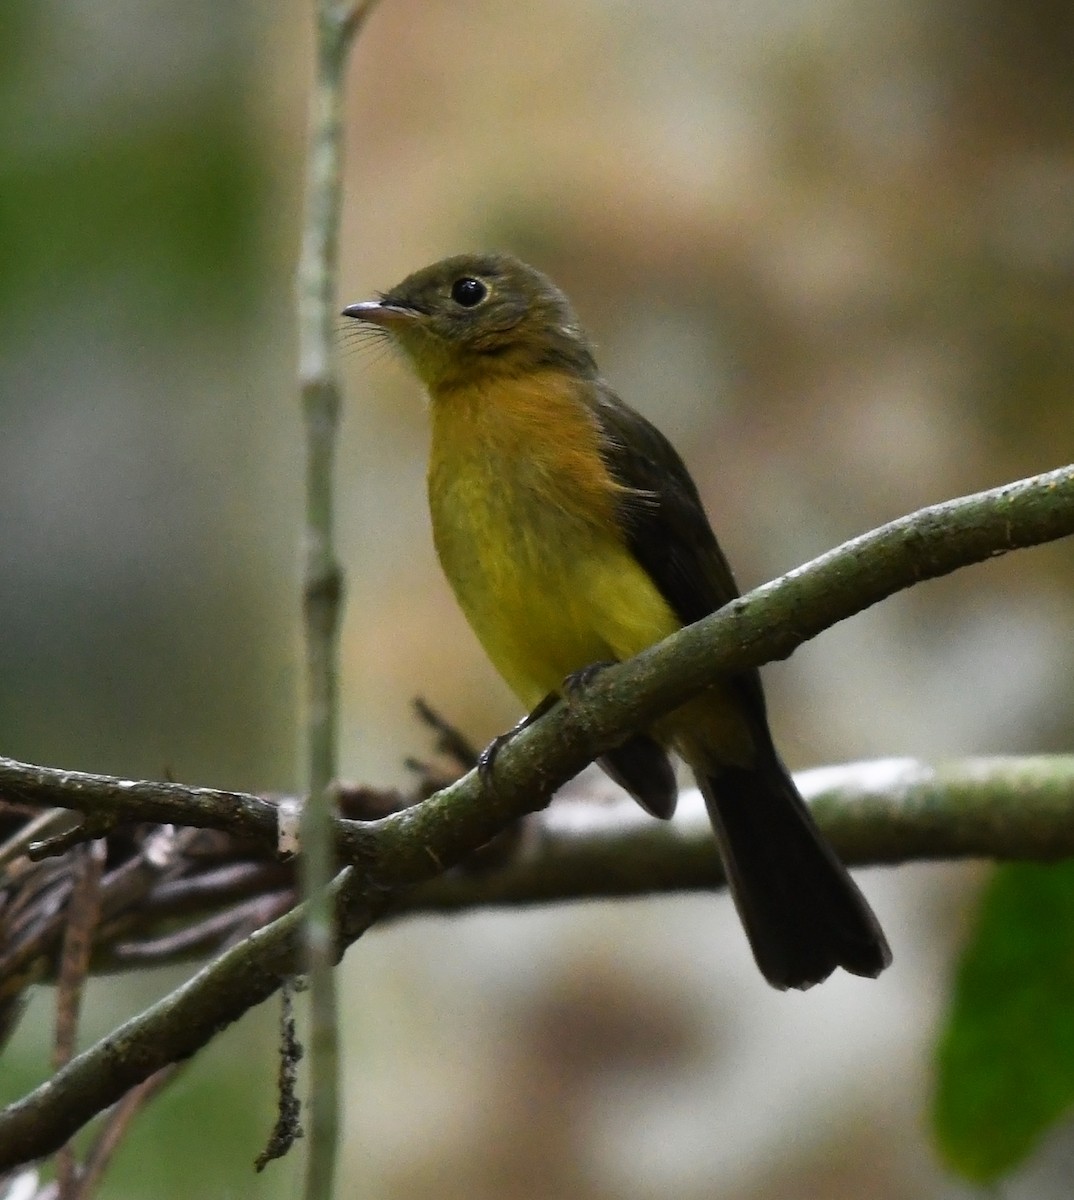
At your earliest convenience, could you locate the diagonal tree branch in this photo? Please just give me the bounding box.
[0,463,1072,1168]
[2,463,1072,856]
[4,754,1074,1168]
[3,756,1072,991]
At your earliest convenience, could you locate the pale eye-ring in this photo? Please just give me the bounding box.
[450,277,488,307]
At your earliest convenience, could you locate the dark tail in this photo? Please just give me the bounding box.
[696,758,891,990]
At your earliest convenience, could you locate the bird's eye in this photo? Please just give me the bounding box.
[450,277,488,307]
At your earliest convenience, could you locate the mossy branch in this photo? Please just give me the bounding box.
[0,463,1072,1168]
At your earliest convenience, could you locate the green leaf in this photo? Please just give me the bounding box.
[934,861,1074,1180]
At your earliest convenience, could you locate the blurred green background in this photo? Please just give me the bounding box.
[2,0,1074,1196]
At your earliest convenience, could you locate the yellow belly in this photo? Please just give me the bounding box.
[426,372,680,709]
[432,481,680,708]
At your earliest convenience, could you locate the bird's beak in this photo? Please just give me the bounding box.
[340,300,420,327]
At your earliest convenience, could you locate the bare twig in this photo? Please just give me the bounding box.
[51,842,106,1070]
[412,698,480,771]
[0,828,201,1001]
[51,841,105,1199]
[112,893,293,965]
[73,1068,178,1200]
[0,810,75,869]
[295,0,385,1191]
[32,817,121,862]
[0,766,280,853]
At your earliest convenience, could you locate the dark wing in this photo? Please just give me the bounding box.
[592,382,775,734]
[593,384,741,625]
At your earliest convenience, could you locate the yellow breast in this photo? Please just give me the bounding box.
[426,371,681,709]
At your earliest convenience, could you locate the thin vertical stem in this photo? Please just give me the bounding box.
[296,2,381,1197]
[52,841,106,1199]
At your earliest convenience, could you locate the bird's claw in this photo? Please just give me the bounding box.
[477,731,511,786]
[476,662,616,791]
[562,659,617,697]
[476,691,561,790]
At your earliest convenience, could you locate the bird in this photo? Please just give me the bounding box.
[342,253,891,989]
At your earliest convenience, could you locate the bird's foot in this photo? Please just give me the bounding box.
[476,660,618,792]
[477,692,560,788]
[562,660,617,698]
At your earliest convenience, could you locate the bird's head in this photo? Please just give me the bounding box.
[342,253,597,391]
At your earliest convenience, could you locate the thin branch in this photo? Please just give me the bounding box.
[112,894,293,964]
[412,698,480,771]
[393,756,1074,912]
[0,810,74,869]
[0,768,279,853]
[295,0,382,1192]
[0,828,202,1016]
[0,467,1071,1167]
[51,841,105,1200]
[73,1067,178,1200]
[0,873,370,1170]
